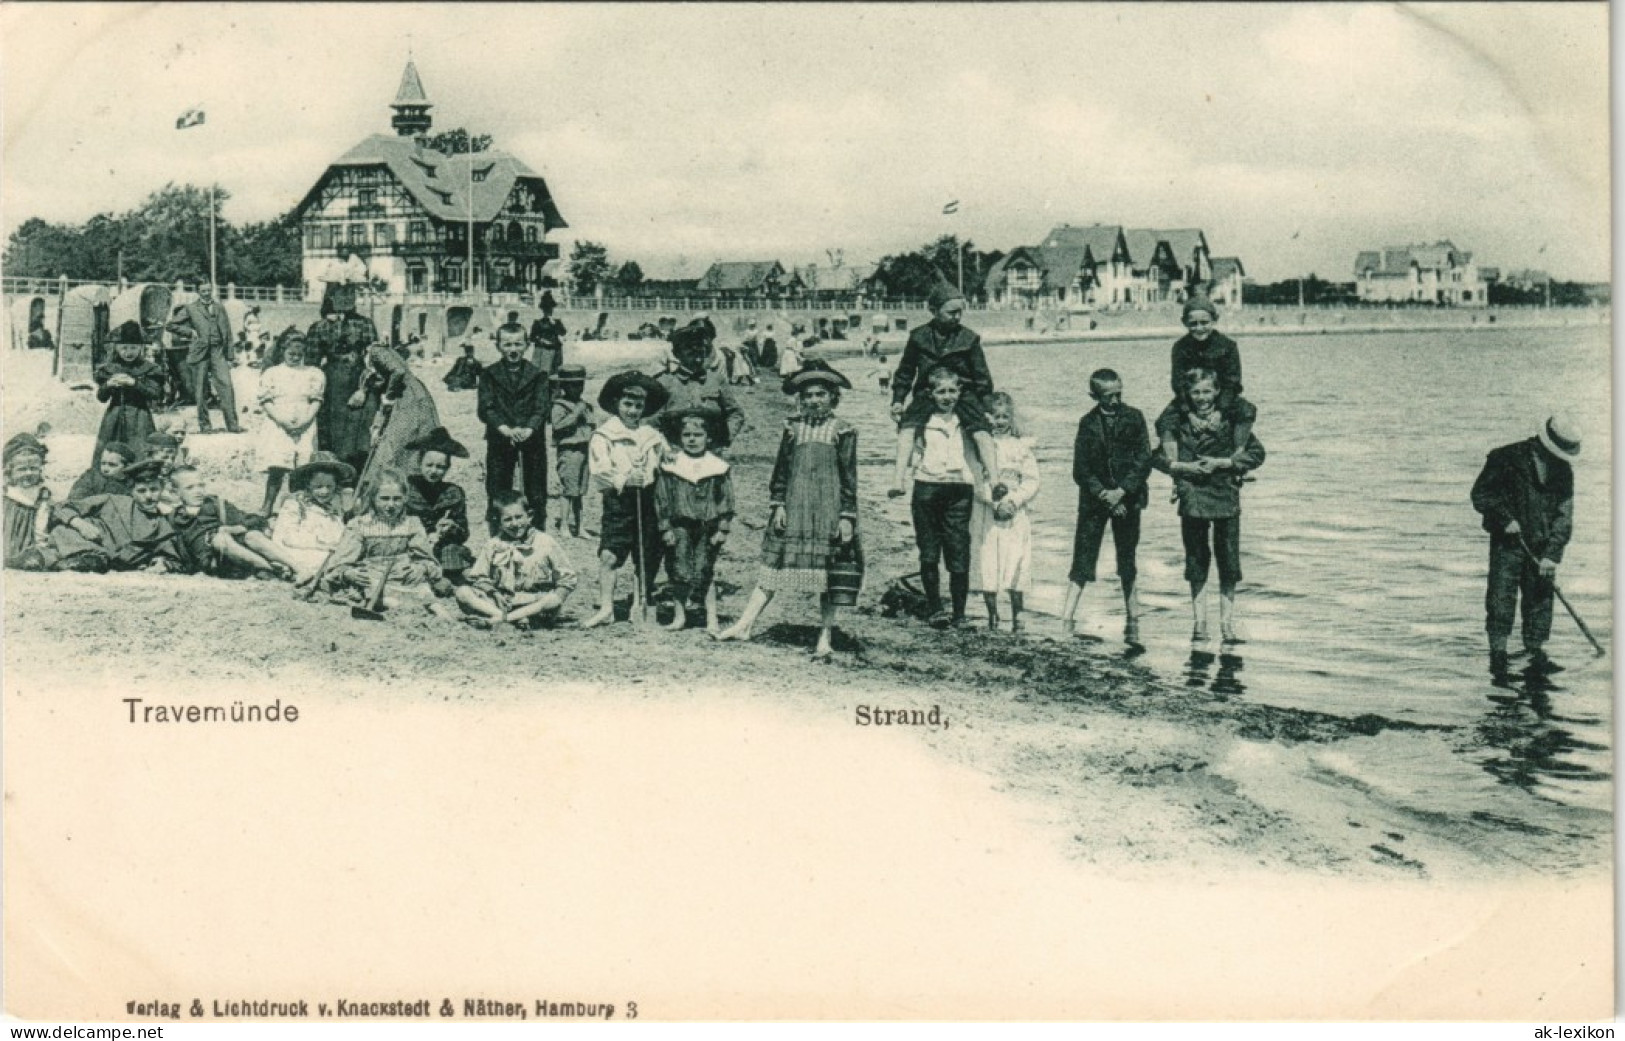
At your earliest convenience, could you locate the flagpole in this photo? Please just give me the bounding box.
[467,160,475,301]
[208,183,217,288]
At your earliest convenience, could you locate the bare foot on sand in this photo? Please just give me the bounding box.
[581,606,615,629]
[663,604,687,632]
[712,623,751,642]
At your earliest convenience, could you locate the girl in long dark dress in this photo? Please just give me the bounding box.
[93,334,165,467]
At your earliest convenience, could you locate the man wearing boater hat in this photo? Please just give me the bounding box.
[1471,414,1581,680]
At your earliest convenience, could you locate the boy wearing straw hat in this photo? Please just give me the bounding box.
[1471,414,1581,680]
[582,371,670,627]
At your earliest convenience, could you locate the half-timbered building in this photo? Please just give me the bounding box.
[294,60,568,299]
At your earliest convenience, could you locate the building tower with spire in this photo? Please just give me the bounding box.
[390,58,433,137]
[294,57,568,301]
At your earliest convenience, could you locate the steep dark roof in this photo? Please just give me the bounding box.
[1356,241,1470,277]
[1042,224,1124,263]
[295,134,567,229]
[1210,256,1245,280]
[1159,228,1208,267]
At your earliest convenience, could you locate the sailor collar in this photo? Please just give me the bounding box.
[662,451,730,484]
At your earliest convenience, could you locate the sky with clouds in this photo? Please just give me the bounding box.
[1,3,1609,282]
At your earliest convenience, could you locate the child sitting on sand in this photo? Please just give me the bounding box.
[970,391,1040,634]
[655,408,735,633]
[69,440,133,501]
[443,342,482,392]
[582,372,669,628]
[168,465,298,580]
[403,427,474,585]
[299,467,457,618]
[715,361,860,659]
[455,490,577,629]
[897,365,978,628]
[4,436,54,570]
[268,453,351,582]
[47,459,181,573]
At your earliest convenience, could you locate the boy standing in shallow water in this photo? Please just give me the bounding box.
[899,365,978,628]
[1157,296,1256,461]
[455,490,577,629]
[1061,369,1154,644]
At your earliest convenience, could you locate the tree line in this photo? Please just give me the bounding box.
[564,234,1002,299]
[4,184,301,288]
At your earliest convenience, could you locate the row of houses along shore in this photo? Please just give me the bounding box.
[280,59,1529,312]
[9,59,1523,314]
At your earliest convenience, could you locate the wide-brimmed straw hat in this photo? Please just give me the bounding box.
[597,371,669,414]
[1537,414,1581,462]
[289,451,357,491]
[405,426,470,460]
[781,359,852,395]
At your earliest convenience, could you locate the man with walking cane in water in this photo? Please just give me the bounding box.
[1470,414,1581,682]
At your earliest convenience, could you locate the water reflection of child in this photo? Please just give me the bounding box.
[1153,367,1265,645]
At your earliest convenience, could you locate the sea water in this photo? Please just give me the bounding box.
[854,325,1612,864]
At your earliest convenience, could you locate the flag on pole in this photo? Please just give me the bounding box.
[176,107,206,130]
[942,200,959,215]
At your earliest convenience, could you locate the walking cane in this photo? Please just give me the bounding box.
[1518,535,1605,657]
[632,481,650,625]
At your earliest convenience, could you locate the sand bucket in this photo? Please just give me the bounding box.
[825,539,863,607]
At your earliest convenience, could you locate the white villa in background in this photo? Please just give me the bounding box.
[983,224,1229,310]
[1353,241,1487,306]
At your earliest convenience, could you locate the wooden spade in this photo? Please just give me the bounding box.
[351,557,395,621]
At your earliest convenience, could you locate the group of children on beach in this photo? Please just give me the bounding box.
[5,290,1264,653]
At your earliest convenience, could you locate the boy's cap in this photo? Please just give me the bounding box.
[122,460,167,485]
[4,433,47,465]
[552,364,588,383]
[1182,295,1219,322]
[404,426,470,459]
[927,283,966,312]
[145,433,180,449]
[597,371,669,414]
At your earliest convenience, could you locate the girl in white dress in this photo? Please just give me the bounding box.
[256,334,326,514]
[970,392,1040,633]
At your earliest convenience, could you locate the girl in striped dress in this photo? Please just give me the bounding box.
[715,361,860,659]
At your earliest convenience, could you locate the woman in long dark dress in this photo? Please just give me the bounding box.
[355,345,442,508]
[305,284,381,479]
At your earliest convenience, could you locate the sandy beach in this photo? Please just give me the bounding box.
[1,344,1611,1020]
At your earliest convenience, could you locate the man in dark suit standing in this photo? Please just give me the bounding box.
[166,283,240,433]
[1060,368,1154,644]
[477,322,551,534]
